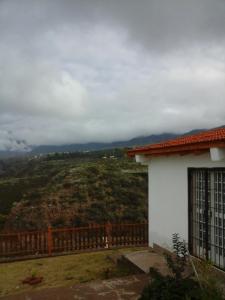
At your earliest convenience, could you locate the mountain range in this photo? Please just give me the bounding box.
[0,128,209,158]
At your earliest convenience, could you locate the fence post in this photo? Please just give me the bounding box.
[105,222,112,248]
[47,226,53,256]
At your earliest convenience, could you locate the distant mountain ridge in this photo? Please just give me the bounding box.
[0,127,216,158]
[31,129,207,155]
[30,133,179,154]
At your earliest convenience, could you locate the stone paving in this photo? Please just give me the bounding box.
[1,274,149,300]
[123,250,170,274]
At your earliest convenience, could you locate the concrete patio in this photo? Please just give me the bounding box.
[0,274,149,300]
[123,249,170,275]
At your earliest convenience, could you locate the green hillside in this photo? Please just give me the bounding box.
[0,149,148,231]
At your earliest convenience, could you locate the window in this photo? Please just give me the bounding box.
[189,168,225,270]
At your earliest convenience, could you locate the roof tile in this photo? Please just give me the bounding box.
[128,127,225,157]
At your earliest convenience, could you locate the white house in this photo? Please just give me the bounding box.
[128,127,225,270]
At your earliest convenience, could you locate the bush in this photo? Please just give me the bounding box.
[140,268,202,300]
[139,234,224,300]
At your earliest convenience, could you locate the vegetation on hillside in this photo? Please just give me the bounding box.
[0,149,148,230]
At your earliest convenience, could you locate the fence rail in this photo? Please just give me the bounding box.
[0,223,148,261]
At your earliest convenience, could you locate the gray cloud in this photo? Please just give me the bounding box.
[0,0,225,150]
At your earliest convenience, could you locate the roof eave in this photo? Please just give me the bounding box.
[127,141,225,158]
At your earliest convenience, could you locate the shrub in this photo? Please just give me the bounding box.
[139,234,224,300]
[140,268,202,300]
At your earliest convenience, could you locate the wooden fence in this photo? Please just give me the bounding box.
[0,223,148,261]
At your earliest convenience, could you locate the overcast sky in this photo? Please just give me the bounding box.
[0,0,225,150]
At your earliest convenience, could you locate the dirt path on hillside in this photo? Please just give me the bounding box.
[1,274,148,300]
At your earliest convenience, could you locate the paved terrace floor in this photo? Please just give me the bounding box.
[123,249,170,275]
[1,274,148,300]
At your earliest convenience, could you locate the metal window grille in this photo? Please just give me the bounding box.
[188,168,225,270]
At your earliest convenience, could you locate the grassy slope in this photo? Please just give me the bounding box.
[0,151,148,230]
[0,247,144,297]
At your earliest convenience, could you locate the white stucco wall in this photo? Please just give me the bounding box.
[144,152,225,249]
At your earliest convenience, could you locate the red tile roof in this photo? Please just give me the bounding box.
[127,127,225,157]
